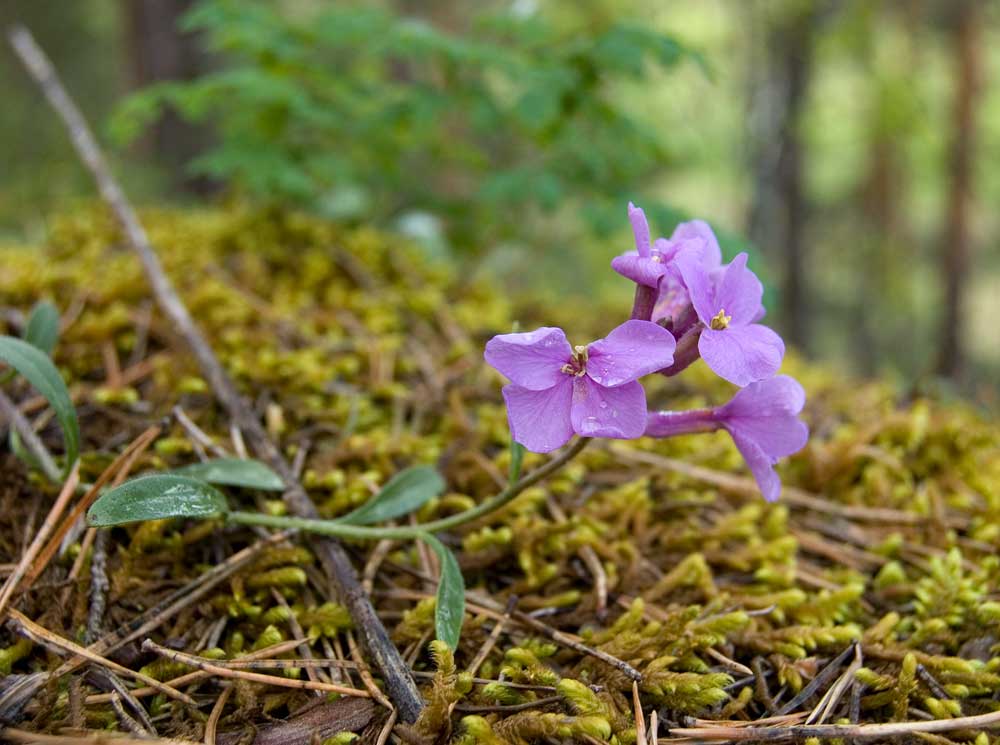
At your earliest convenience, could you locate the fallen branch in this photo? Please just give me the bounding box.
[7,24,423,722]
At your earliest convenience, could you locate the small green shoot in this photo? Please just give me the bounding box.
[0,335,79,473]
[418,532,466,650]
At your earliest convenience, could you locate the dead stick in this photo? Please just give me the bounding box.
[2,729,197,745]
[85,639,310,705]
[0,462,79,619]
[775,643,855,715]
[7,24,423,722]
[7,609,195,705]
[52,530,289,681]
[669,707,1000,740]
[27,425,161,588]
[141,640,371,698]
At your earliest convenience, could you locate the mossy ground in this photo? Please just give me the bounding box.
[1,206,999,744]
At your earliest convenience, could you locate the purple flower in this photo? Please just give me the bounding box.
[674,249,783,386]
[644,375,808,501]
[671,219,722,269]
[611,203,676,288]
[485,321,676,452]
[652,220,723,324]
[715,375,809,501]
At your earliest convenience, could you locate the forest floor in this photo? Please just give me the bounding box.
[1,206,999,745]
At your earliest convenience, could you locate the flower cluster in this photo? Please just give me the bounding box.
[485,202,808,501]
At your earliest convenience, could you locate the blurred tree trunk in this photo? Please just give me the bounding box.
[856,1,921,377]
[746,3,818,352]
[936,0,980,380]
[123,0,215,196]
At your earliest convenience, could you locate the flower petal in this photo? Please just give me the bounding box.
[673,248,716,325]
[698,324,785,387]
[729,430,782,501]
[628,202,651,257]
[502,382,574,453]
[485,327,572,390]
[611,252,670,288]
[714,253,764,325]
[720,374,806,418]
[718,376,808,458]
[570,378,647,439]
[586,320,676,386]
[671,219,722,268]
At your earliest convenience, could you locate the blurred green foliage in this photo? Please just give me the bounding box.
[109,0,703,255]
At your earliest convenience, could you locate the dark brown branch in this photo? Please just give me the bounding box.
[6,24,424,722]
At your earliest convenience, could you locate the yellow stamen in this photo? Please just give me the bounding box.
[710,308,731,331]
[562,345,590,376]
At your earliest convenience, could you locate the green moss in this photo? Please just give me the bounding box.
[3,205,1000,741]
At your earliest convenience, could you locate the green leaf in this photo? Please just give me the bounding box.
[509,440,525,485]
[87,474,229,527]
[0,336,80,472]
[174,458,285,491]
[418,532,465,650]
[336,466,445,525]
[9,430,41,471]
[23,301,60,356]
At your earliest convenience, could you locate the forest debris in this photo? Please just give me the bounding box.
[141,639,371,697]
[7,609,195,705]
[8,23,423,723]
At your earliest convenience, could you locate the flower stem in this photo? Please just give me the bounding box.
[227,438,591,541]
[630,285,658,321]
[644,408,719,437]
[658,324,702,377]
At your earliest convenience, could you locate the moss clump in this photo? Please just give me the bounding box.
[2,204,1000,741]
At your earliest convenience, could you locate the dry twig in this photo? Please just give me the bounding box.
[7,609,195,705]
[668,707,1000,741]
[141,639,371,697]
[0,462,79,618]
[7,24,423,722]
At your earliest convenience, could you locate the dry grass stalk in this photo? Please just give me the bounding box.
[141,639,372,697]
[203,686,232,745]
[7,609,195,705]
[25,425,161,588]
[7,23,423,721]
[0,462,80,618]
[3,729,199,745]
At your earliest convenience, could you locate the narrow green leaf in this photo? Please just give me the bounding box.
[87,474,229,527]
[9,430,41,470]
[418,532,465,650]
[0,335,79,472]
[509,440,525,485]
[336,466,445,525]
[174,458,285,491]
[23,301,60,356]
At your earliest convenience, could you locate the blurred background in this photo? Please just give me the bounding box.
[2,0,998,400]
